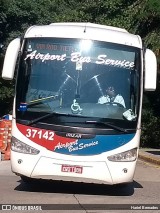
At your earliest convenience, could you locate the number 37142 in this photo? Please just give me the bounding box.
[26,128,54,141]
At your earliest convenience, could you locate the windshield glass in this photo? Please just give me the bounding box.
[16,38,141,128]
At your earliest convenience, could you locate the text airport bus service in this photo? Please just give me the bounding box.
[2,22,157,185]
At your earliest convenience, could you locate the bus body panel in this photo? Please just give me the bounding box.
[16,123,136,155]
[11,118,140,184]
[25,23,142,48]
[11,149,137,185]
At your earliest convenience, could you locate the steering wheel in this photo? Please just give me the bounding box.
[106,102,124,108]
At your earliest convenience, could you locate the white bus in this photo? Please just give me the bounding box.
[2,23,157,185]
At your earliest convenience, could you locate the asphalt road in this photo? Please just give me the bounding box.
[0,160,160,213]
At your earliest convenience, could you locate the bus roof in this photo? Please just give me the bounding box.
[24,22,142,48]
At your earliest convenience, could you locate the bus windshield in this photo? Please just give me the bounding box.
[16,38,141,128]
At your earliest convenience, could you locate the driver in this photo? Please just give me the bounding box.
[98,86,126,108]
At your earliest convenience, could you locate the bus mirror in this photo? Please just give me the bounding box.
[2,38,21,80]
[144,49,157,91]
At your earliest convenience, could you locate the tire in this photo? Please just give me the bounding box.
[20,176,36,184]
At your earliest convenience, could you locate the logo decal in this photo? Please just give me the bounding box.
[66,133,82,139]
[16,124,135,155]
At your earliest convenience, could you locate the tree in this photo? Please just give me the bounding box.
[0,0,160,129]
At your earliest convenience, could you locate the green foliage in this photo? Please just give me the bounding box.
[0,0,160,147]
[1,0,160,49]
[141,108,160,148]
[0,77,14,116]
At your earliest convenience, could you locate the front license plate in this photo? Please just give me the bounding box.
[61,165,83,174]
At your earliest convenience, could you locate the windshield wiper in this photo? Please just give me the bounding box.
[26,112,59,126]
[25,113,127,133]
[25,112,86,126]
[85,120,128,133]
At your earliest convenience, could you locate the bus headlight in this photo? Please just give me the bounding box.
[107,148,137,162]
[11,137,40,155]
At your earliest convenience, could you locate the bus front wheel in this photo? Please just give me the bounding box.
[20,176,36,184]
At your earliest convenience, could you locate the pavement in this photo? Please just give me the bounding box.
[0,148,160,166]
[138,148,160,166]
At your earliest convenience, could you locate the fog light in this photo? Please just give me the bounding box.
[107,148,137,162]
[11,137,40,155]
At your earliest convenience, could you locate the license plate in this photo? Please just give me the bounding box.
[61,165,83,174]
